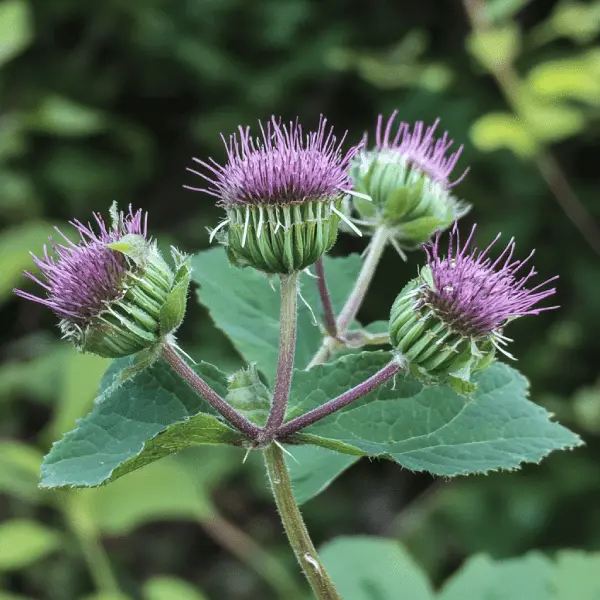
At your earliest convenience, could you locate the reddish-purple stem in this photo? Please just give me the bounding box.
[276,359,402,438]
[315,258,338,338]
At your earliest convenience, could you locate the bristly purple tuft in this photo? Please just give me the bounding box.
[370,110,469,187]
[185,115,361,206]
[421,223,558,339]
[14,207,147,324]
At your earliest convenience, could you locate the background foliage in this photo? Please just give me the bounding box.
[1,0,600,598]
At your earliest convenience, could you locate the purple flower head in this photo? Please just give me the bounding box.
[185,116,361,206]
[15,207,147,325]
[421,223,558,344]
[367,110,469,188]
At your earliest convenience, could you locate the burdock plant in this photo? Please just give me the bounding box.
[16,115,581,600]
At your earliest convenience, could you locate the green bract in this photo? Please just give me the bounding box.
[389,276,495,393]
[74,239,191,358]
[224,200,341,274]
[347,151,470,248]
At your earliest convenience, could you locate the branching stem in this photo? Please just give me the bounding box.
[278,359,403,438]
[162,343,261,440]
[315,258,338,338]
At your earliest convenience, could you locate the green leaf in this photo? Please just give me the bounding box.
[467,26,520,71]
[470,112,538,158]
[0,221,56,305]
[40,360,245,489]
[0,592,36,600]
[439,553,553,600]
[287,352,582,476]
[552,550,600,600]
[0,520,61,571]
[0,0,33,67]
[321,537,434,600]
[143,576,208,600]
[286,445,360,505]
[521,102,585,142]
[192,248,361,381]
[25,96,106,137]
[0,442,44,503]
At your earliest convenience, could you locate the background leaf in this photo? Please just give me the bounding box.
[0,520,61,571]
[143,577,208,600]
[321,536,434,600]
[0,0,32,67]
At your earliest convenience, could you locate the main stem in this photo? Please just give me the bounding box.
[263,443,342,600]
[265,273,298,434]
[162,343,261,440]
[308,227,389,368]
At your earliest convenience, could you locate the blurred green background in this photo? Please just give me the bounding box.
[1,0,600,598]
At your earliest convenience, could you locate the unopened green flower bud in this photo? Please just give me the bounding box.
[345,113,470,255]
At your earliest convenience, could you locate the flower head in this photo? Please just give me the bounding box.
[15,205,191,358]
[186,116,361,274]
[16,207,147,324]
[389,223,557,391]
[345,111,470,253]
[185,115,359,207]
[421,223,558,340]
[369,111,468,187]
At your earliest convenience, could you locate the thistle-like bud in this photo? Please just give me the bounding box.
[14,205,191,358]
[186,116,361,274]
[345,112,471,256]
[389,224,557,391]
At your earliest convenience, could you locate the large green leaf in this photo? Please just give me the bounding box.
[321,536,434,600]
[0,520,61,571]
[286,445,360,505]
[552,550,600,600]
[41,360,245,489]
[287,352,582,476]
[191,248,361,381]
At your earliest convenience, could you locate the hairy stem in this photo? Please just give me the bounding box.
[162,343,261,440]
[265,273,298,434]
[462,0,600,257]
[263,443,342,600]
[278,359,403,438]
[308,227,389,368]
[315,258,338,338]
[199,513,304,600]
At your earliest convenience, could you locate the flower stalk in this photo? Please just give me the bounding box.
[315,258,338,338]
[264,273,299,436]
[308,226,389,368]
[263,443,342,600]
[278,358,403,438]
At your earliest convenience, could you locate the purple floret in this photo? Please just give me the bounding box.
[185,116,360,206]
[421,223,558,339]
[14,207,147,324]
[369,110,469,187]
